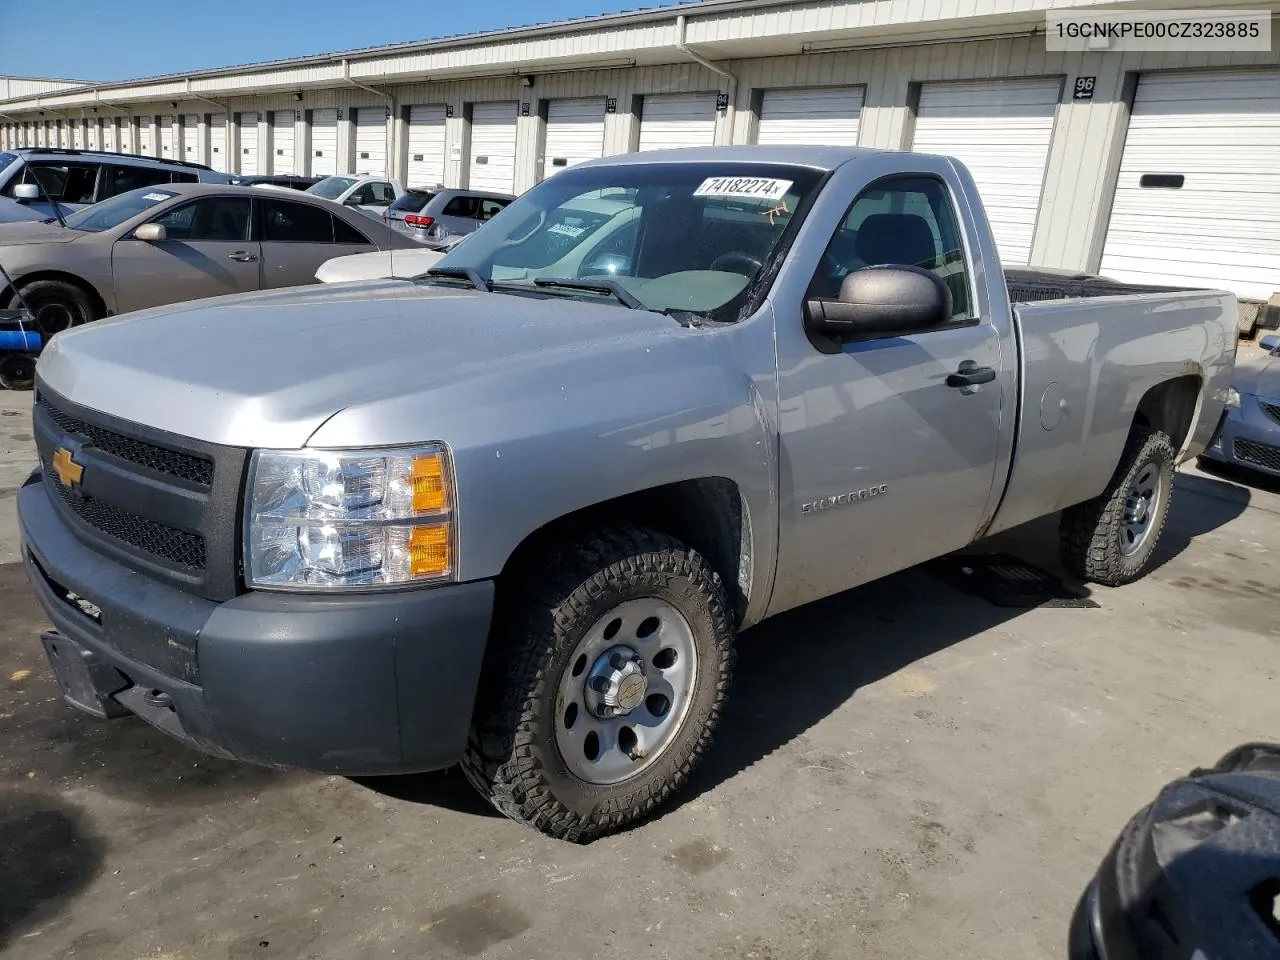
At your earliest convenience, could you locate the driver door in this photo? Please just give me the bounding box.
[112,196,260,314]
[769,174,1006,614]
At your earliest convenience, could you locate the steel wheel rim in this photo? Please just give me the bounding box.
[34,301,76,334]
[1119,461,1162,557]
[555,597,699,786]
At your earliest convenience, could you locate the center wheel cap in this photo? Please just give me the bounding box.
[585,647,648,718]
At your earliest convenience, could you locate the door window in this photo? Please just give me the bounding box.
[441,195,480,218]
[263,199,336,242]
[369,181,397,204]
[478,198,509,221]
[151,197,251,241]
[332,216,372,246]
[5,162,99,203]
[812,175,972,320]
[105,164,178,198]
[347,183,375,205]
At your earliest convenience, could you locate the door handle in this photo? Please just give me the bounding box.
[946,360,996,388]
[228,251,258,262]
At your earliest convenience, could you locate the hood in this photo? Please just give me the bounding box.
[314,247,443,283]
[37,280,686,448]
[0,217,81,243]
[1234,352,1280,400]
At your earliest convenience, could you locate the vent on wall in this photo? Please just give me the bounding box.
[1140,174,1185,189]
[360,152,370,159]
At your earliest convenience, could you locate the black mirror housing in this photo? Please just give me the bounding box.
[805,264,953,354]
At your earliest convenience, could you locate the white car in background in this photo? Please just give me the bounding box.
[305,174,406,217]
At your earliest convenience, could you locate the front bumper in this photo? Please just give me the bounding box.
[1199,394,1280,478]
[18,471,494,775]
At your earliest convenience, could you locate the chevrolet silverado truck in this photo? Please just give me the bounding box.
[17,146,1237,842]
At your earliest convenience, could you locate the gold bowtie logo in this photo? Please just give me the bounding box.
[52,447,85,488]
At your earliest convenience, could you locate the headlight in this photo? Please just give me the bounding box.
[1226,386,1241,409]
[244,444,454,590]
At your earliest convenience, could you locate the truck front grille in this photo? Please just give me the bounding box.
[1262,402,1280,427]
[49,480,207,570]
[34,386,247,601]
[1234,438,1280,473]
[37,397,214,486]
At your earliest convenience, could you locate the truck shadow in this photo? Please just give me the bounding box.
[0,791,104,949]
[676,466,1249,810]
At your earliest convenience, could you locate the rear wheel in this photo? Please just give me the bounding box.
[462,526,735,842]
[1060,426,1176,586]
[9,279,99,336]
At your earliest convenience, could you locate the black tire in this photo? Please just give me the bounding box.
[9,279,98,336]
[1060,426,1176,587]
[462,525,735,842]
[0,354,36,390]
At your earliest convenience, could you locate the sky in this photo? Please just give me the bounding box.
[0,0,681,84]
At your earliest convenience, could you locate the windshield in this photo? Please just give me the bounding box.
[432,162,825,322]
[63,186,177,232]
[307,176,358,200]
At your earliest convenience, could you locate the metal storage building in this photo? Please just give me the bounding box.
[0,0,1276,313]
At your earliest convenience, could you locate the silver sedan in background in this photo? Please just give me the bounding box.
[0,182,416,333]
[1200,332,1280,480]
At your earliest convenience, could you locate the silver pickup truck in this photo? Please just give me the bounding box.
[16,146,1236,841]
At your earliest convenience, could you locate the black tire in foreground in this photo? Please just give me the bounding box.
[1060,425,1177,587]
[462,526,736,842]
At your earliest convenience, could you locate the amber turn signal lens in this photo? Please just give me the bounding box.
[410,524,451,578]
[411,454,448,513]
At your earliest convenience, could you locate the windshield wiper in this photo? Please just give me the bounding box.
[532,277,644,310]
[421,266,490,292]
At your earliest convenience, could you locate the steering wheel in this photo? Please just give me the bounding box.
[709,251,764,277]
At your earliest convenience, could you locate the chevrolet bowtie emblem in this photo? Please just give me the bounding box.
[52,446,85,488]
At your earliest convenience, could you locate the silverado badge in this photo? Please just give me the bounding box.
[51,446,85,489]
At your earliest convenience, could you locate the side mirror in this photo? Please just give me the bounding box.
[805,264,952,354]
[13,183,40,203]
[1260,333,1280,354]
[133,223,167,242]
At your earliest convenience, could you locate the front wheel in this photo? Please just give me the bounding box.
[462,526,735,842]
[1060,426,1176,586]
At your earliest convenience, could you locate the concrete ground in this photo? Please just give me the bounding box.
[1,385,1277,960]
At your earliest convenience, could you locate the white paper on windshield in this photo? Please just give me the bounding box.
[548,222,587,238]
[143,192,172,201]
[693,177,793,201]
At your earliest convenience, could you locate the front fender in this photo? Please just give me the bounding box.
[306,310,782,619]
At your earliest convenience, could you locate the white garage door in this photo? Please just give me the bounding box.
[638,93,717,152]
[912,78,1061,265]
[159,115,175,158]
[120,119,135,154]
[1100,70,1280,302]
[311,108,337,177]
[209,114,227,171]
[86,119,100,151]
[543,98,605,178]
[406,105,446,188]
[240,112,260,174]
[272,110,296,174]
[103,119,118,153]
[138,117,154,156]
[182,114,200,161]
[72,119,85,149]
[355,108,388,176]
[469,102,517,192]
[758,86,864,146]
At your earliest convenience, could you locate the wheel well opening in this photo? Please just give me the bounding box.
[498,478,749,624]
[1133,375,1202,454]
[3,271,106,321]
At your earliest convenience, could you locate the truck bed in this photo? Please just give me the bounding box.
[1004,267,1193,305]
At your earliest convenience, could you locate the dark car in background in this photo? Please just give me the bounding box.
[0,147,232,225]
[384,187,513,242]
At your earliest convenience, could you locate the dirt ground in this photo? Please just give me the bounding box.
[1,386,1277,960]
